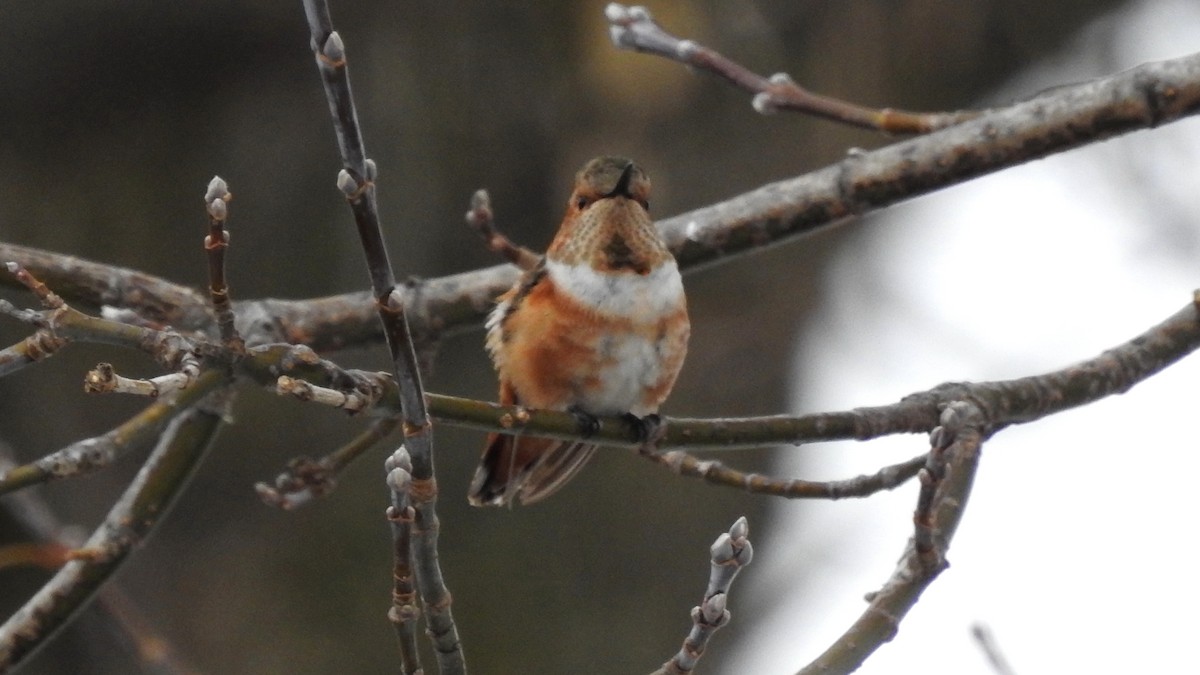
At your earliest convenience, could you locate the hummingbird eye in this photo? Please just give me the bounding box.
[576,196,592,210]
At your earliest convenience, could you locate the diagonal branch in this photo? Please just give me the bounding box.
[0,328,67,378]
[654,517,754,674]
[0,389,231,670]
[797,402,985,674]
[0,446,200,675]
[605,3,974,133]
[642,450,927,499]
[256,416,401,509]
[4,52,1200,351]
[0,369,227,496]
[300,2,465,672]
[385,447,423,675]
[203,176,243,350]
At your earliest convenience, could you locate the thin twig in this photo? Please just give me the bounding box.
[970,623,1019,675]
[256,416,401,509]
[84,358,201,398]
[465,189,540,271]
[798,401,986,674]
[0,446,201,675]
[912,426,953,570]
[0,243,212,330]
[203,176,244,351]
[0,328,67,378]
[300,2,464,671]
[7,275,1199,462]
[274,374,386,413]
[2,263,199,373]
[643,450,927,499]
[0,369,226,496]
[605,4,974,133]
[653,517,753,675]
[0,388,232,671]
[385,447,422,675]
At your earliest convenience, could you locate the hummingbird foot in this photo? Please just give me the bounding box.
[568,405,602,439]
[623,412,664,446]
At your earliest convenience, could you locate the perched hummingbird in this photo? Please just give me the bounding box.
[468,156,690,506]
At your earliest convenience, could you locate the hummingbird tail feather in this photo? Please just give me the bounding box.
[518,441,598,505]
[467,433,597,507]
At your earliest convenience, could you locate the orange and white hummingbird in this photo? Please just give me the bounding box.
[468,156,690,506]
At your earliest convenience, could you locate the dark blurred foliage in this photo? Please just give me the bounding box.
[0,1,1128,673]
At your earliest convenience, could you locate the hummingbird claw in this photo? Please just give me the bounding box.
[568,405,602,439]
[623,412,663,444]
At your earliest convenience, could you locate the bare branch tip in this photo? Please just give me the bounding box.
[206,198,228,222]
[710,533,734,563]
[605,4,650,50]
[607,26,631,50]
[387,466,412,493]
[729,516,749,540]
[323,31,346,63]
[751,92,778,115]
[604,3,630,23]
[738,539,754,566]
[336,169,358,197]
[701,593,729,624]
[470,189,491,210]
[385,446,413,474]
[204,176,229,203]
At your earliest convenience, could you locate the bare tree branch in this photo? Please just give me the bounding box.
[4,51,1200,356]
[0,243,212,329]
[0,389,231,670]
[642,450,928,499]
[0,370,226,496]
[605,3,974,132]
[465,189,540,271]
[6,266,1196,503]
[299,2,464,671]
[0,446,201,675]
[202,176,243,351]
[798,402,985,674]
[0,328,66,377]
[256,416,400,509]
[654,517,753,675]
[385,447,423,675]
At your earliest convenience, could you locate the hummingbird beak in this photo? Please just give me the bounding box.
[605,162,636,199]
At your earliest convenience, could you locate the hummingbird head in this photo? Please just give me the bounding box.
[548,156,670,275]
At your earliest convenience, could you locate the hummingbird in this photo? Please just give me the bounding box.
[468,156,690,506]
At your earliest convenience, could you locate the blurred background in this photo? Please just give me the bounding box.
[1,1,1193,673]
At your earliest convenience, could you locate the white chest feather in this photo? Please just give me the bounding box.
[545,258,684,321]
[582,332,669,415]
[549,258,686,415]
